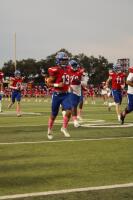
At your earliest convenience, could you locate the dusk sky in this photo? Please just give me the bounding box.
[0,0,133,67]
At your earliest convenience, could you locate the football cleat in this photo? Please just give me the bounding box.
[47,134,53,140]
[77,116,83,121]
[73,120,80,128]
[120,113,125,125]
[47,128,53,140]
[61,127,70,137]
[17,113,22,117]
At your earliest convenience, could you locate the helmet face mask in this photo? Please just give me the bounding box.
[59,59,69,67]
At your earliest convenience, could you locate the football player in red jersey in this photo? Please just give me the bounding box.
[68,60,85,127]
[120,66,133,124]
[106,64,126,121]
[0,71,4,112]
[8,70,23,116]
[46,52,71,139]
[89,84,95,104]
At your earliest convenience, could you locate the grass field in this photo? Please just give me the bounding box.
[0,97,133,200]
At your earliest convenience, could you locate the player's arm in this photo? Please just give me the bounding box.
[81,72,89,87]
[126,80,133,87]
[105,76,112,88]
[126,73,133,87]
[46,76,64,88]
[9,78,17,90]
[121,77,126,89]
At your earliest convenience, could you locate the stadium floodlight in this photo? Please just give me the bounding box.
[13,32,17,71]
[117,58,130,72]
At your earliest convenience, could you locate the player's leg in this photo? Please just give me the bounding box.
[8,91,16,109]
[120,94,133,124]
[47,92,61,139]
[16,92,22,116]
[61,93,72,137]
[108,101,116,111]
[92,94,96,104]
[115,103,121,121]
[70,93,80,127]
[112,90,122,121]
[104,94,108,105]
[0,94,2,112]
[77,95,84,120]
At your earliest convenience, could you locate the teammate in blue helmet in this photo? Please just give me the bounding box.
[56,52,69,67]
[14,70,21,78]
[113,64,122,72]
[69,60,79,71]
[8,70,23,117]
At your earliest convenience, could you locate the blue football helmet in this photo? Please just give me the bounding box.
[14,70,21,77]
[56,52,69,67]
[69,60,79,71]
[113,64,122,72]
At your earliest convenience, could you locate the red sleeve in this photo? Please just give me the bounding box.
[10,77,15,81]
[48,67,58,77]
[129,67,133,73]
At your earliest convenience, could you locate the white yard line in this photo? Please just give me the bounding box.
[0,111,42,115]
[81,123,133,128]
[0,124,54,128]
[0,120,132,128]
[0,136,133,145]
[0,182,133,200]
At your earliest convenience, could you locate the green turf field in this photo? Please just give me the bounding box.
[0,97,133,200]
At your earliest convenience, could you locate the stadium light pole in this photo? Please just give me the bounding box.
[13,32,17,71]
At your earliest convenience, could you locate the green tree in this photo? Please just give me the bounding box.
[1,49,112,86]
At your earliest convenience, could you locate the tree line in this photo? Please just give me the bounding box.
[1,49,113,85]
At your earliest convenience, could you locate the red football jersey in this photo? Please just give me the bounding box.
[0,72,4,84]
[109,72,126,90]
[10,77,23,88]
[89,87,95,96]
[48,66,71,92]
[70,67,83,85]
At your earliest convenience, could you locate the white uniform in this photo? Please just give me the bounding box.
[127,72,133,94]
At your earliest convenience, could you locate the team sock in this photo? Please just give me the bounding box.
[48,117,54,130]
[63,116,69,129]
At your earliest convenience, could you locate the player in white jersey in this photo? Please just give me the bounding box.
[77,71,89,120]
[120,66,133,124]
[68,60,84,127]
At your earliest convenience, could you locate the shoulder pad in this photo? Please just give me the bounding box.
[48,66,59,72]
